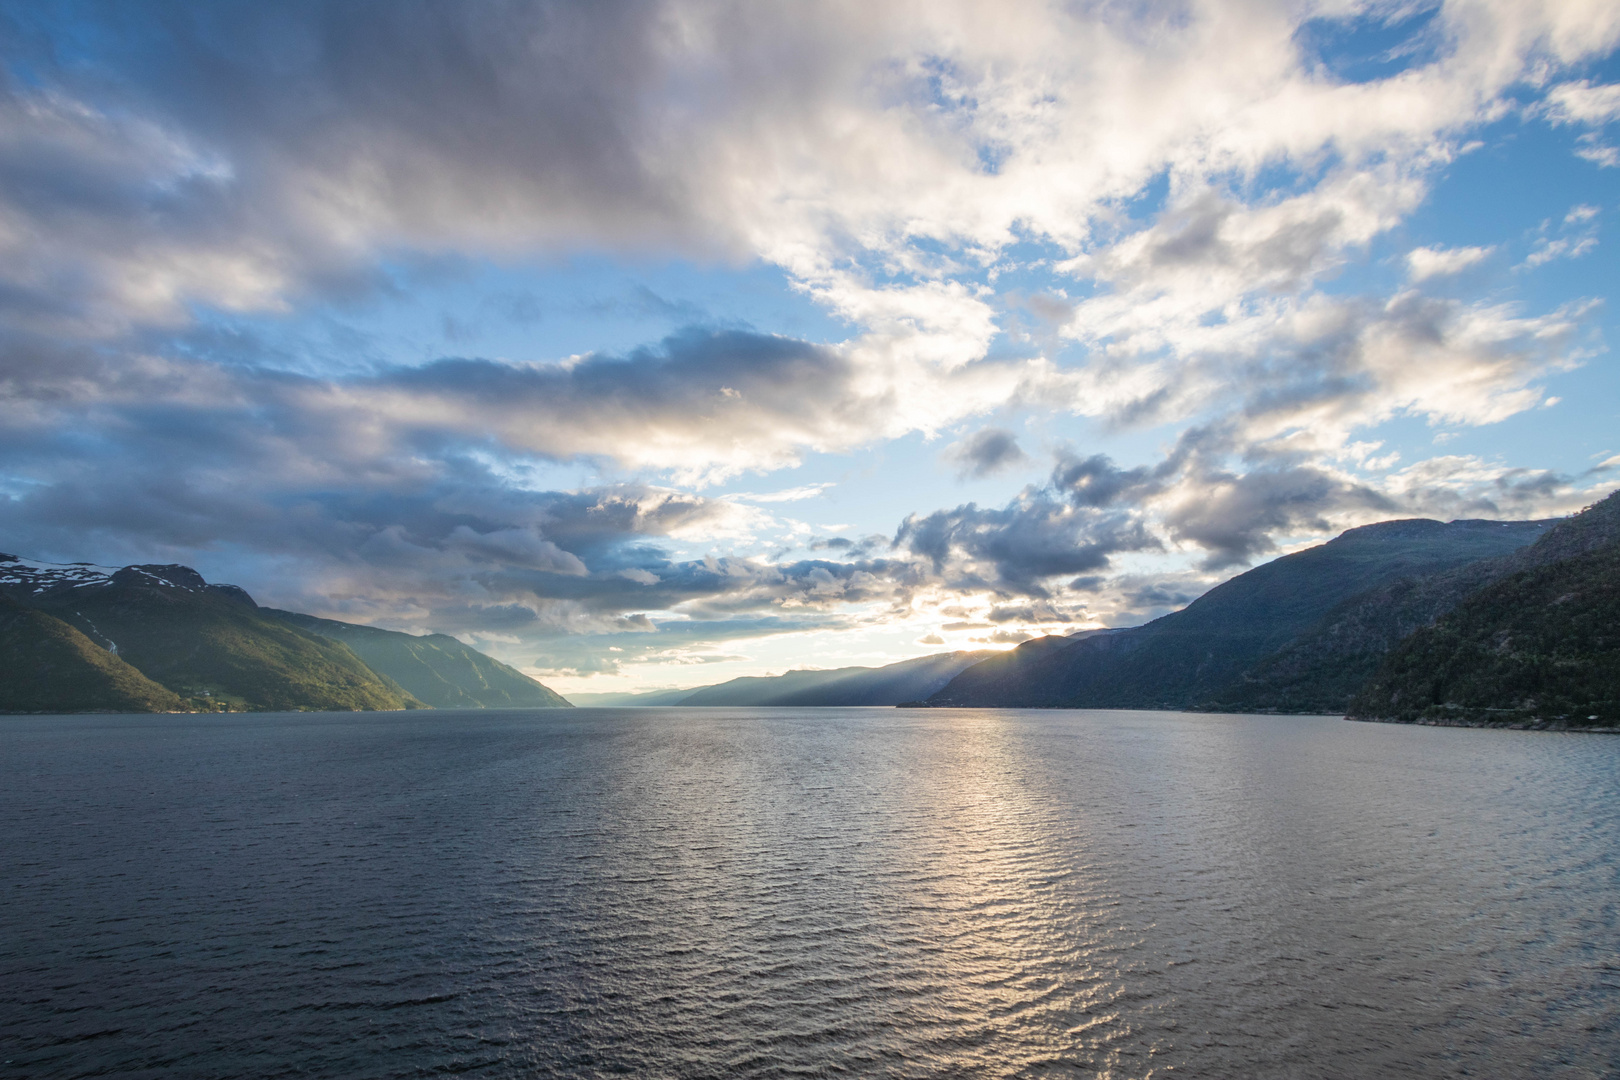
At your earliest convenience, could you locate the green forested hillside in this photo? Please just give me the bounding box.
[0,595,187,713]
[30,572,421,712]
[1216,492,1620,714]
[0,554,578,713]
[267,610,571,708]
[1348,541,1620,727]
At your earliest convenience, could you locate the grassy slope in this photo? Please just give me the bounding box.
[267,610,571,708]
[0,595,187,713]
[34,582,420,712]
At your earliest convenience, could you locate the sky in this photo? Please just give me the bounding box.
[1,0,1617,695]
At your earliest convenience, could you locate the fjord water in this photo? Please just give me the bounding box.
[2,710,1616,1078]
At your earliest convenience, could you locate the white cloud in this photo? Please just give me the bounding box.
[1545,80,1620,126]
[1523,205,1601,267]
[728,483,836,503]
[1407,245,1493,280]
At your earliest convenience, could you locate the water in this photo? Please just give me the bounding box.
[1,709,1616,1079]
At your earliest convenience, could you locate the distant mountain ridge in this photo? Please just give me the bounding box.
[9,493,1614,724]
[572,650,994,707]
[0,553,569,713]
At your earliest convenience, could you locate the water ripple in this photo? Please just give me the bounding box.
[1,708,1617,1078]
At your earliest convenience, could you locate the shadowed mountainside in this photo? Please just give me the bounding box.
[1211,492,1620,714]
[573,651,994,707]
[925,517,1555,710]
[1348,493,1620,727]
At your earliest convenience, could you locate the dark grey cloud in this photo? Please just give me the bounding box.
[0,321,886,493]
[945,427,1029,479]
[894,466,1161,597]
[342,326,876,471]
[1050,450,1159,507]
[985,602,1074,624]
[1094,420,1401,569]
[1162,465,1396,568]
[0,0,740,348]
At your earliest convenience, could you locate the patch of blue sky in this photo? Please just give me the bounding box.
[1337,106,1619,482]
[186,253,849,378]
[1292,4,1443,85]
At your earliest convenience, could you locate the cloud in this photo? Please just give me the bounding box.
[1161,465,1396,568]
[1051,451,1158,508]
[895,451,1163,596]
[331,327,880,481]
[3,0,1614,348]
[0,0,1616,682]
[1523,205,1601,268]
[1407,245,1492,281]
[945,427,1029,479]
[729,483,835,503]
[1545,81,1620,126]
[974,629,1035,645]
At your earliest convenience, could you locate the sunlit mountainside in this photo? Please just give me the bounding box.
[0,557,568,713]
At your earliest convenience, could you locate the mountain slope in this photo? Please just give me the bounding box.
[570,686,720,706]
[927,518,1554,709]
[267,610,571,708]
[0,594,187,713]
[572,651,995,707]
[1348,496,1620,727]
[1216,491,1620,714]
[677,651,994,707]
[3,559,420,711]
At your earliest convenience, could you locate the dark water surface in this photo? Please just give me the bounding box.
[2,709,1617,1078]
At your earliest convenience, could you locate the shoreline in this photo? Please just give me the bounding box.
[1347,715,1620,734]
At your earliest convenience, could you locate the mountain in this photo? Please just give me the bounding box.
[0,559,422,712]
[1210,495,1620,714]
[924,517,1555,710]
[0,593,187,713]
[570,686,712,706]
[677,651,995,707]
[570,651,995,707]
[267,610,571,708]
[1348,494,1620,727]
[0,554,567,713]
